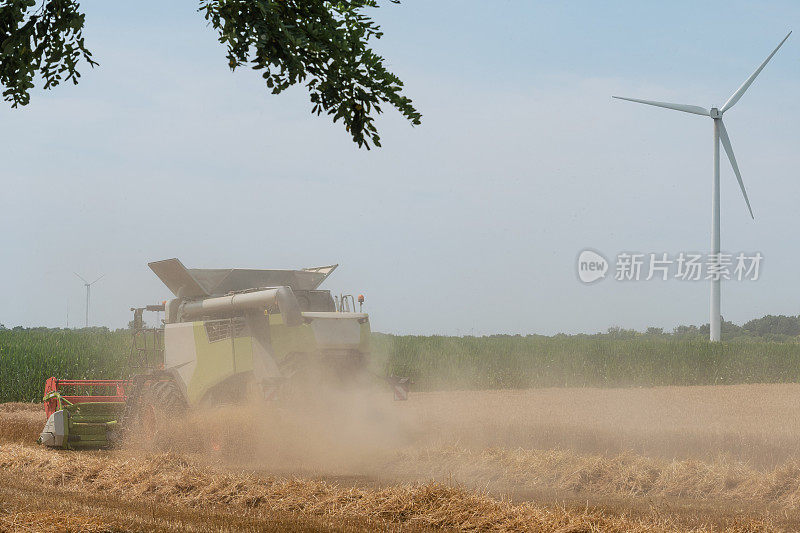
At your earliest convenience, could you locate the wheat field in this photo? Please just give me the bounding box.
[4,384,800,531]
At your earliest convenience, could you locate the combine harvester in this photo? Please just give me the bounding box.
[39,258,409,449]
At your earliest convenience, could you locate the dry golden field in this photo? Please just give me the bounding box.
[4,384,800,532]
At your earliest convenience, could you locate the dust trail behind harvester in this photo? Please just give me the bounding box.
[126,383,421,477]
[127,382,800,493]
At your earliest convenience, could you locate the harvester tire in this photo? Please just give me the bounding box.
[148,380,187,416]
[129,379,187,448]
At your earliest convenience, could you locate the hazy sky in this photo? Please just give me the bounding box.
[2,1,800,335]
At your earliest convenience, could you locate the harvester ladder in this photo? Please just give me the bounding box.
[336,294,356,312]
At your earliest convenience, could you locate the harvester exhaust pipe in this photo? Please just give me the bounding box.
[179,286,303,326]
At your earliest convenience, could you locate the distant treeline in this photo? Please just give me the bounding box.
[2,314,800,402]
[637,314,800,342]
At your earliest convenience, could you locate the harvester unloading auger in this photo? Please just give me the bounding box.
[39,258,410,449]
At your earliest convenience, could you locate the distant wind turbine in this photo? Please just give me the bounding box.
[613,31,791,342]
[74,272,104,328]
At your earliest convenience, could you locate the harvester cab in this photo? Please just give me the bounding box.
[39,258,407,449]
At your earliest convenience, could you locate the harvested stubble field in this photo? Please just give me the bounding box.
[4,384,800,532]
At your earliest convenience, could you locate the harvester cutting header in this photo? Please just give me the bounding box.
[39,258,397,450]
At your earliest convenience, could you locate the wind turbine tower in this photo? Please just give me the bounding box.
[613,32,791,341]
[74,273,105,328]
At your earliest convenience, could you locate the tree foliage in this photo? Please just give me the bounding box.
[743,315,800,338]
[0,0,95,106]
[0,0,420,148]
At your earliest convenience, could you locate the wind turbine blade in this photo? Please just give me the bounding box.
[90,274,105,285]
[718,120,754,219]
[720,31,792,113]
[74,272,89,284]
[612,96,709,116]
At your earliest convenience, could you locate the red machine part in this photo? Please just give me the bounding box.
[43,377,129,418]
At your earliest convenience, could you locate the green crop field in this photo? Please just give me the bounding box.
[374,333,800,390]
[0,328,130,403]
[2,326,800,403]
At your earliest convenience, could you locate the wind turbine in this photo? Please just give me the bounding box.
[613,31,790,342]
[74,272,104,328]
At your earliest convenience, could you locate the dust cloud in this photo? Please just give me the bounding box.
[129,383,421,477]
[135,382,800,495]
